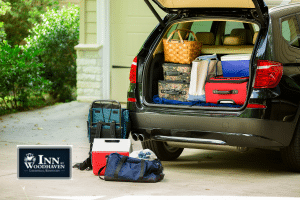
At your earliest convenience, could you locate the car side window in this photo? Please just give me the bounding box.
[281,15,300,48]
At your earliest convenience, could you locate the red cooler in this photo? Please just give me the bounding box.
[205,76,249,105]
[92,139,131,175]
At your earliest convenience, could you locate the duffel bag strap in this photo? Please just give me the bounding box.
[113,157,145,181]
[98,165,106,180]
[98,155,128,180]
[114,156,128,179]
[138,159,145,181]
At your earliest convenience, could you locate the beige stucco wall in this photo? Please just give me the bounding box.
[75,0,102,102]
[78,0,97,44]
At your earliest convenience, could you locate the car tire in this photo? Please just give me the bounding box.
[280,123,300,172]
[142,140,184,161]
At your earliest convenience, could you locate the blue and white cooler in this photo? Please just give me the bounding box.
[221,54,251,77]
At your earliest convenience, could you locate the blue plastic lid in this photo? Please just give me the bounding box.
[221,54,251,61]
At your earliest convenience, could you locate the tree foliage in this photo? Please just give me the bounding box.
[0,41,50,114]
[0,0,11,40]
[0,0,59,46]
[26,5,80,102]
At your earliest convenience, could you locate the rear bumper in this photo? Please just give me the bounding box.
[129,111,297,148]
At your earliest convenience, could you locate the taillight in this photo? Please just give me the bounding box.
[246,104,266,109]
[254,60,283,88]
[129,56,137,83]
[127,98,137,102]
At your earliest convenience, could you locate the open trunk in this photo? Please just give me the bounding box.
[143,18,261,109]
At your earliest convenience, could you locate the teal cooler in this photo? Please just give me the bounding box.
[221,54,251,77]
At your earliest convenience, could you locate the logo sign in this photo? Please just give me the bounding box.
[17,145,72,179]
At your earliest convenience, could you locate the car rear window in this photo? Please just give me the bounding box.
[190,21,213,33]
[225,21,244,35]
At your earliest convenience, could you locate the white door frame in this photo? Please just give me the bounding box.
[97,0,110,99]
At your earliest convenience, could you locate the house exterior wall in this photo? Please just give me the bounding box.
[110,0,165,102]
[75,0,103,102]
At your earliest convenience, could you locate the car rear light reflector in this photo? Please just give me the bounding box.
[254,60,283,88]
[246,104,266,109]
[127,98,137,102]
[129,56,137,83]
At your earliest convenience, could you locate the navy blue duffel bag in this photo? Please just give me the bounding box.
[98,153,164,183]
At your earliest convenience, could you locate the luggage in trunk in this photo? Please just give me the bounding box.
[188,54,219,102]
[158,80,189,101]
[221,54,251,77]
[162,63,192,82]
[205,76,249,105]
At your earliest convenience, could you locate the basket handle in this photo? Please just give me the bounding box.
[166,29,199,43]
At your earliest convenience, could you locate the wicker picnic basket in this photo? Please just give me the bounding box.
[163,29,202,65]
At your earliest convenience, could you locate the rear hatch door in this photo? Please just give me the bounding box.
[150,0,268,26]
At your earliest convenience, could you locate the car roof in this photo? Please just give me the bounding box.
[269,3,300,17]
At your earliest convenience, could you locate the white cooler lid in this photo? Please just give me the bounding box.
[92,138,131,152]
[221,54,251,61]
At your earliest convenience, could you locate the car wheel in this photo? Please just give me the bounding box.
[142,140,184,161]
[280,124,300,172]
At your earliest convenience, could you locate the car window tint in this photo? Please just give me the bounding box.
[190,21,213,33]
[225,21,244,35]
[281,15,300,48]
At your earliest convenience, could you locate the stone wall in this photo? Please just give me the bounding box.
[75,44,102,102]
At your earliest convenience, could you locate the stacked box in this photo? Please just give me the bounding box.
[162,63,192,83]
[158,80,189,101]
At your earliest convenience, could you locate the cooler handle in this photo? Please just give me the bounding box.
[105,140,120,143]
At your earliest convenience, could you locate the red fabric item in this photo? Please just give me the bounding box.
[92,151,129,176]
[205,76,248,105]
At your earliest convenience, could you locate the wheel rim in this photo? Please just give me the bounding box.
[163,142,180,153]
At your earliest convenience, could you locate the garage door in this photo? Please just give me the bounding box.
[110,0,166,103]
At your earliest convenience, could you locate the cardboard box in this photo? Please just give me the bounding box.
[92,139,131,176]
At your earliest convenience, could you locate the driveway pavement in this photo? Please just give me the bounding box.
[1,101,300,200]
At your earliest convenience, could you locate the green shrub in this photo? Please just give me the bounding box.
[26,5,79,102]
[0,41,51,114]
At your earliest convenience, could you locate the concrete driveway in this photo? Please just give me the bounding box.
[1,101,300,200]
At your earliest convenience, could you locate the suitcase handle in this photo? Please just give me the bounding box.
[165,71,182,76]
[213,90,238,94]
[165,72,182,76]
[161,90,186,95]
[209,77,248,83]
